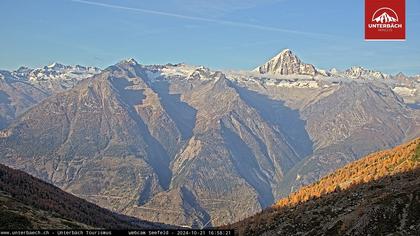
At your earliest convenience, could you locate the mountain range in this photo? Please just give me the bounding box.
[0,49,419,227]
[0,63,100,129]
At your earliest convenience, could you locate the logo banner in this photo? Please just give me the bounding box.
[365,0,406,40]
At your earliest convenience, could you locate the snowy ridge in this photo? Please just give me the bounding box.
[138,54,418,103]
[1,51,419,103]
[3,63,102,92]
[249,49,418,103]
[9,63,100,81]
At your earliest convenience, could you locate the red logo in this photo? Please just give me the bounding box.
[365,0,406,40]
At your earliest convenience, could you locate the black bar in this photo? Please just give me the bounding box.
[0,230,234,236]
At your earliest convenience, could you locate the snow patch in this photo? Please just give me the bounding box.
[393,87,416,97]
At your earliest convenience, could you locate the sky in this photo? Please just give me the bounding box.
[0,0,419,75]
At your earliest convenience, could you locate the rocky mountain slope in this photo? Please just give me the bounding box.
[0,163,166,229]
[0,74,48,129]
[0,60,305,227]
[227,138,420,235]
[276,81,420,196]
[0,64,100,129]
[0,51,419,227]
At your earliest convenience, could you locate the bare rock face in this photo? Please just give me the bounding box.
[253,49,318,76]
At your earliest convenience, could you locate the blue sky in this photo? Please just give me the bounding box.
[1,0,419,75]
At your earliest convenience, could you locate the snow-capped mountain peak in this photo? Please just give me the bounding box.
[341,66,388,80]
[46,62,67,70]
[122,58,139,66]
[278,48,292,56]
[253,49,318,76]
[6,63,101,92]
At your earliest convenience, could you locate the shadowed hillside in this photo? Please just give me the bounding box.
[0,190,92,229]
[226,138,420,235]
[0,164,168,229]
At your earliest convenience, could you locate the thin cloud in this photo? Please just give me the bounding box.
[70,0,333,39]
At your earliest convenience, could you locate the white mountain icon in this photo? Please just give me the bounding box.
[373,12,398,23]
